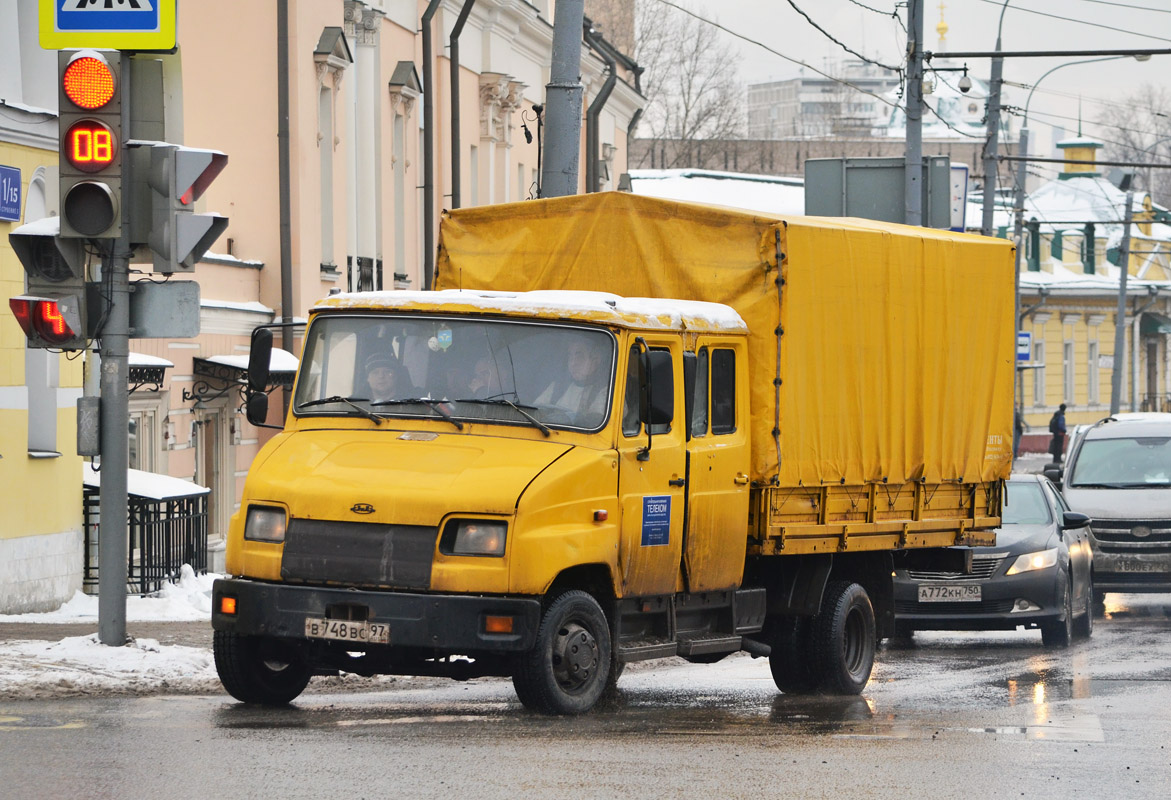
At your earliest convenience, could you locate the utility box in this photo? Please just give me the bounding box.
[804,156,954,229]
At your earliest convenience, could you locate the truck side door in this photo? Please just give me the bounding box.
[617,339,687,598]
[682,340,751,592]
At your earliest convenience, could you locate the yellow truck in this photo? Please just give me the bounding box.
[212,192,1015,714]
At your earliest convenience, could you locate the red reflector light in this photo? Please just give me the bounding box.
[62,56,116,110]
[9,298,33,335]
[484,615,514,634]
[220,596,237,616]
[64,120,117,173]
[593,509,608,522]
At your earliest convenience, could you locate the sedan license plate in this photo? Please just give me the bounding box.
[304,618,390,644]
[918,584,981,603]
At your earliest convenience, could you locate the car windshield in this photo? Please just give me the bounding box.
[1068,436,1171,487]
[292,314,616,431]
[1002,481,1052,525]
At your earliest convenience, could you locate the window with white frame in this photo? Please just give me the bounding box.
[26,350,58,455]
[1088,340,1100,405]
[318,84,335,270]
[1033,340,1046,407]
[1063,341,1075,405]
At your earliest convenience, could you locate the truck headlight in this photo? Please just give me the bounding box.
[244,505,287,543]
[441,519,507,556]
[1005,548,1057,575]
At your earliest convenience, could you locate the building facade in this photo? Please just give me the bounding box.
[0,0,643,612]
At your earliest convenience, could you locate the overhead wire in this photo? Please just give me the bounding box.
[973,0,1171,43]
[1067,0,1171,14]
[784,0,904,72]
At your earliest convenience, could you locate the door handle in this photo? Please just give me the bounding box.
[668,478,686,487]
[733,473,749,485]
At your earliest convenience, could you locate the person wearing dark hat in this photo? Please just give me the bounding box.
[365,354,403,402]
[1048,403,1067,464]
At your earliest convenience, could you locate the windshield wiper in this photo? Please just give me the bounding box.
[455,396,552,437]
[297,396,385,425]
[372,397,464,430]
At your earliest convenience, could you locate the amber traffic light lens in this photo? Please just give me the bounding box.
[62,56,116,110]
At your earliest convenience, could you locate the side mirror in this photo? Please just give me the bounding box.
[1061,511,1091,530]
[639,349,674,426]
[245,392,269,427]
[248,327,273,393]
[1042,464,1063,488]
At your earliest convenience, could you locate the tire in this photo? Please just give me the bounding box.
[1073,580,1094,639]
[1092,590,1107,619]
[1041,576,1073,648]
[213,630,312,705]
[810,581,876,695]
[512,590,611,715]
[763,615,818,694]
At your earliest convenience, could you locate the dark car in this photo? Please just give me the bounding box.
[893,474,1094,647]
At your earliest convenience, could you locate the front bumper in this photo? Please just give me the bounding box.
[211,577,541,655]
[893,569,1062,631]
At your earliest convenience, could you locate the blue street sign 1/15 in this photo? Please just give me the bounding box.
[0,165,21,222]
[1017,331,1032,362]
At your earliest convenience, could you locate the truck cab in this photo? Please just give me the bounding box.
[213,289,755,713]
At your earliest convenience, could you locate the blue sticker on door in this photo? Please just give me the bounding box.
[641,495,671,546]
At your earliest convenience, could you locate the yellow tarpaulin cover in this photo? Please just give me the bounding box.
[436,192,1015,488]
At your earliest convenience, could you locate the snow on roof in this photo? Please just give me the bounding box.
[82,464,209,500]
[316,289,749,333]
[204,348,298,373]
[626,168,805,217]
[11,215,60,236]
[129,352,174,368]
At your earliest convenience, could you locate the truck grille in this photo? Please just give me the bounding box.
[907,554,1004,581]
[281,519,437,589]
[1092,519,1171,544]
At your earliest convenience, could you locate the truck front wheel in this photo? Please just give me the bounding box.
[214,630,312,705]
[512,590,611,715]
[811,581,876,695]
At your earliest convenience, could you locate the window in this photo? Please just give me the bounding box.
[26,350,59,455]
[711,349,736,435]
[1033,341,1046,407]
[1063,341,1075,405]
[318,84,335,270]
[690,349,709,438]
[622,345,672,437]
[1088,341,1100,405]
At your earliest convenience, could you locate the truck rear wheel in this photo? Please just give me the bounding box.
[764,616,817,694]
[811,581,875,695]
[214,630,312,706]
[512,590,611,715]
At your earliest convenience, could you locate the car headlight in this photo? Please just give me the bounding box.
[244,505,287,543]
[1005,548,1058,575]
[441,519,507,556]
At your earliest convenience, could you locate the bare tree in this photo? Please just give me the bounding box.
[1096,84,1171,208]
[634,0,743,169]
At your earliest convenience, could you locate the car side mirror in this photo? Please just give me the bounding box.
[245,392,270,427]
[248,326,273,392]
[1042,464,1063,488]
[1061,511,1091,530]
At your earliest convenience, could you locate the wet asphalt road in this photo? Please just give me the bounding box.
[2,595,1170,799]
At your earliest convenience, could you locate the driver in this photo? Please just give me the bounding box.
[536,340,607,422]
[364,354,404,402]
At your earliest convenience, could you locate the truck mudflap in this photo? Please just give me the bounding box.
[211,578,542,654]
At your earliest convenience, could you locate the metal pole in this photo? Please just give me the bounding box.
[981,2,1012,237]
[98,53,133,646]
[905,0,924,226]
[278,0,293,355]
[1109,187,1135,416]
[1012,125,1029,408]
[542,0,585,198]
[449,0,477,209]
[422,0,443,285]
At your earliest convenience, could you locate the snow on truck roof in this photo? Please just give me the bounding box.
[313,289,749,333]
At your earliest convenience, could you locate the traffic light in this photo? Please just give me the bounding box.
[147,143,228,273]
[8,218,89,350]
[58,50,122,239]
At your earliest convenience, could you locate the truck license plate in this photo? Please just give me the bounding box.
[304,618,390,644]
[1114,560,1163,573]
[918,584,981,603]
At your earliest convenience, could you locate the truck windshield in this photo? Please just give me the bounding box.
[1068,436,1171,487]
[293,314,616,431]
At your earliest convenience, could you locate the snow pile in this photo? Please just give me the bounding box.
[0,635,218,699]
[0,564,216,623]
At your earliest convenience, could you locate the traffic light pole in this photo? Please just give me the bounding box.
[97,52,133,647]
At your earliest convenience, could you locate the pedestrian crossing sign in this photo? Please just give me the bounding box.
[40,0,176,51]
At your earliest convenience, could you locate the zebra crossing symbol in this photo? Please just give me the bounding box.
[41,0,174,49]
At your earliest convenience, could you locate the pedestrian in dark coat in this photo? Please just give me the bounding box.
[1048,403,1067,463]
